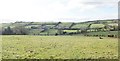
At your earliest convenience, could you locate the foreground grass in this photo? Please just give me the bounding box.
[2,35,118,59]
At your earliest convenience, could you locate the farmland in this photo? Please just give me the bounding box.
[1,19,119,36]
[2,35,118,59]
[1,19,119,59]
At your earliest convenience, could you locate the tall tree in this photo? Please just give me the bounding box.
[2,26,13,35]
[12,26,29,35]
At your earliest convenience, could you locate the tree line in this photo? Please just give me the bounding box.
[1,26,29,35]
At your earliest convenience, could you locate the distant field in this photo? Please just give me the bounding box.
[63,30,78,33]
[90,24,105,28]
[71,24,88,28]
[2,35,118,59]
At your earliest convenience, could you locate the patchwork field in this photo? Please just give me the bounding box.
[1,35,118,59]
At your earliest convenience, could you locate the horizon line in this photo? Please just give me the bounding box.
[1,18,118,23]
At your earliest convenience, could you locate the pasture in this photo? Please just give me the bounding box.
[2,35,118,59]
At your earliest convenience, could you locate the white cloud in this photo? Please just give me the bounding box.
[0,0,118,23]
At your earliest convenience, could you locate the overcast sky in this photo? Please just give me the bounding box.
[0,0,119,23]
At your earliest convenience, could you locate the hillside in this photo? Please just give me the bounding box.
[0,19,119,37]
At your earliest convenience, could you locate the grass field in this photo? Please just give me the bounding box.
[71,24,88,28]
[2,35,118,59]
[90,24,105,28]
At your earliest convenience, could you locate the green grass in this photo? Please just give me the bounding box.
[86,31,118,36]
[45,25,55,28]
[90,24,105,28]
[30,22,57,25]
[2,35,118,59]
[63,30,78,33]
[108,23,118,26]
[2,23,12,28]
[71,24,88,28]
[25,25,41,29]
[29,29,42,35]
[59,23,73,28]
